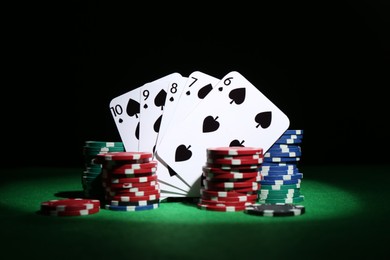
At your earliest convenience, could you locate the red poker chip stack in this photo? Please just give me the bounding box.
[198,147,263,212]
[94,152,161,210]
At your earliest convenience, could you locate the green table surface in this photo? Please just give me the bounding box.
[1,164,389,259]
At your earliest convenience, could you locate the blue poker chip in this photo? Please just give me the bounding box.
[274,137,303,144]
[268,146,301,153]
[259,179,301,185]
[263,157,301,163]
[261,164,299,170]
[264,150,302,158]
[283,129,304,135]
[104,203,159,211]
[269,144,301,150]
[278,134,303,139]
[261,169,300,176]
[262,173,303,181]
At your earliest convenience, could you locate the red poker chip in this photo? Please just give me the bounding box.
[207,154,263,161]
[105,184,160,193]
[203,166,260,174]
[103,171,155,179]
[104,174,158,184]
[40,198,100,211]
[106,188,161,197]
[104,180,158,189]
[95,152,153,162]
[197,203,246,212]
[207,147,263,156]
[200,188,257,197]
[207,157,264,166]
[108,167,157,175]
[40,206,100,216]
[106,194,161,202]
[199,198,253,207]
[206,162,261,170]
[201,184,260,192]
[202,170,260,180]
[108,161,158,171]
[201,194,258,202]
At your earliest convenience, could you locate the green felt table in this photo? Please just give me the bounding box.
[1,164,389,259]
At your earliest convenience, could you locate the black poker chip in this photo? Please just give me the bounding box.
[244,203,305,216]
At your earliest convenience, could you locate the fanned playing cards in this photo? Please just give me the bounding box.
[109,71,290,198]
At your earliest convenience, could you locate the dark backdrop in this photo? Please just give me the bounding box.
[3,1,389,167]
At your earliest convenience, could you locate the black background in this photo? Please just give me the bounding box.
[3,1,389,167]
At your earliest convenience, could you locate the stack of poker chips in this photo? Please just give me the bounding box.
[39,198,100,217]
[82,141,125,199]
[258,129,304,204]
[94,151,161,211]
[198,147,263,212]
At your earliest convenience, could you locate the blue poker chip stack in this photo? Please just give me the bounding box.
[258,129,304,204]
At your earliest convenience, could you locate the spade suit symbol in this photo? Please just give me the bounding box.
[198,83,213,99]
[126,98,140,118]
[230,140,245,147]
[229,88,246,105]
[154,115,162,133]
[155,89,167,110]
[175,144,192,162]
[203,116,220,133]
[255,111,272,129]
[135,122,139,140]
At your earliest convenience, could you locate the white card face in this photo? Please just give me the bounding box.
[157,71,290,196]
[138,72,184,153]
[163,71,220,132]
[109,86,142,152]
[154,71,220,194]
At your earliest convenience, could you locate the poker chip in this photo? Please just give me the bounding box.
[104,181,158,189]
[105,203,160,211]
[262,173,303,181]
[264,151,302,158]
[198,199,253,207]
[274,138,302,144]
[41,207,100,216]
[283,130,304,135]
[105,174,158,184]
[200,189,257,197]
[207,147,263,156]
[197,203,247,212]
[263,157,300,163]
[259,179,301,185]
[202,170,260,180]
[245,203,305,216]
[202,194,258,202]
[84,141,125,148]
[97,151,153,161]
[108,199,160,206]
[40,198,101,216]
[260,183,301,190]
[108,161,158,171]
[207,157,263,165]
[106,194,161,202]
[258,195,305,204]
[40,198,100,211]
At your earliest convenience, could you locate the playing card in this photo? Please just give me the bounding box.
[157,71,290,197]
[138,72,190,195]
[138,72,184,154]
[109,86,142,152]
[155,71,220,193]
